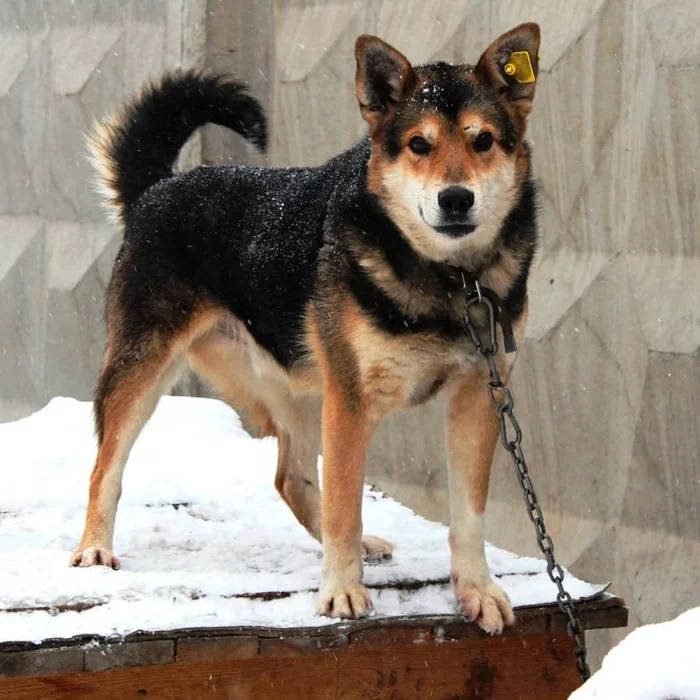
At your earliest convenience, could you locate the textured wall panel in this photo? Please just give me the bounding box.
[0,0,206,421]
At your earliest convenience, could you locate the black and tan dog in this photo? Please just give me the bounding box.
[72,23,540,634]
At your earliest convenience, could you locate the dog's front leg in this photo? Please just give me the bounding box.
[316,377,374,619]
[446,371,516,634]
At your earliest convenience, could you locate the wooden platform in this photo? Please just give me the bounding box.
[0,594,627,700]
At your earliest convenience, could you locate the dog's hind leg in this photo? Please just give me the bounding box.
[273,397,323,541]
[272,395,394,561]
[189,333,325,541]
[189,332,392,558]
[71,302,222,569]
[276,400,392,560]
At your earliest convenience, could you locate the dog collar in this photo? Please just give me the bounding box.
[467,283,517,354]
[438,263,517,354]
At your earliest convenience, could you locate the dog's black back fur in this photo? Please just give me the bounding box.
[90,71,266,220]
[127,141,371,367]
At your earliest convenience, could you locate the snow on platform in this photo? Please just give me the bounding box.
[0,397,606,644]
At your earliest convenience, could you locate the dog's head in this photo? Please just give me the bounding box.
[355,24,540,265]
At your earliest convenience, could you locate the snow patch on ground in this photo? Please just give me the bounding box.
[1,397,604,644]
[570,607,700,700]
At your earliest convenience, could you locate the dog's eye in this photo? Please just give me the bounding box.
[473,132,494,153]
[408,136,432,156]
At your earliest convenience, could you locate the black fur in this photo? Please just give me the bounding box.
[385,63,518,157]
[100,71,266,216]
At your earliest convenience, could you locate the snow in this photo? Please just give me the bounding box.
[0,396,605,644]
[570,607,700,700]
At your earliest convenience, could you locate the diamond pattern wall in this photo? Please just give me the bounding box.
[0,0,204,421]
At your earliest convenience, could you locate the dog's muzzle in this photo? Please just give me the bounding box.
[431,187,477,237]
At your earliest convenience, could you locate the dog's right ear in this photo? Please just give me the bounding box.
[355,35,414,134]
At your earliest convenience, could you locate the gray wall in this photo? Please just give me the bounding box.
[0,0,207,419]
[2,0,698,670]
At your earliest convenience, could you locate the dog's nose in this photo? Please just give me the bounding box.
[438,187,475,216]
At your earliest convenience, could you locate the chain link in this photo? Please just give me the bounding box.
[464,293,591,684]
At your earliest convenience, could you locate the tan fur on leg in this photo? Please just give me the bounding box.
[316,375,374,619]
[446,302,527,633]
[71,306,223,568]
[273,399,323,541]
[447,374,514,633]
[190,331,326,540]
[191,325,391,558]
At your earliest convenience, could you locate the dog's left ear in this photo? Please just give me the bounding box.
[475,23,541,120]
[355,35,415,134]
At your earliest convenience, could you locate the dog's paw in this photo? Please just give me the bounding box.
[316,582,373,619]
[70,546,121,570]
[361,534,394,562]
[453,576,515,635]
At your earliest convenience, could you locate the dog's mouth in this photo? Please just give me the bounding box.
[431,222,477,237]
[419,207,477,238]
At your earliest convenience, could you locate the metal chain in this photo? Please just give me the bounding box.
[464,291,591,684]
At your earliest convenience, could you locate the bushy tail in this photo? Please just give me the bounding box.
[87,70,266,222]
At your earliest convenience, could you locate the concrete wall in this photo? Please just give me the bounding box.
[0,0,207,420]
[1,0,698,669]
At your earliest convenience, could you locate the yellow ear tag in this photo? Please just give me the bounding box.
[503,51,536,84]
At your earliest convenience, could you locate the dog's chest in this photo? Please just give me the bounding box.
[351,323,478,420]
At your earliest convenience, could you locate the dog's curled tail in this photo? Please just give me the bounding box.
[87,70,266,223]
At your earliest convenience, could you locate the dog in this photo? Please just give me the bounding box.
[72,23,540,635]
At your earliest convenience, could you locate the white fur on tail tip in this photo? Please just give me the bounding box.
[85,112,126,225]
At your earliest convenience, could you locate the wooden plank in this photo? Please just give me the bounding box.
[0,596,626,698]
[337,632,581,699]
[84,640,174,672]
[176,635,259,663]
[0,656,339,700]
[0,632,582,700]
[0,647,84,677]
